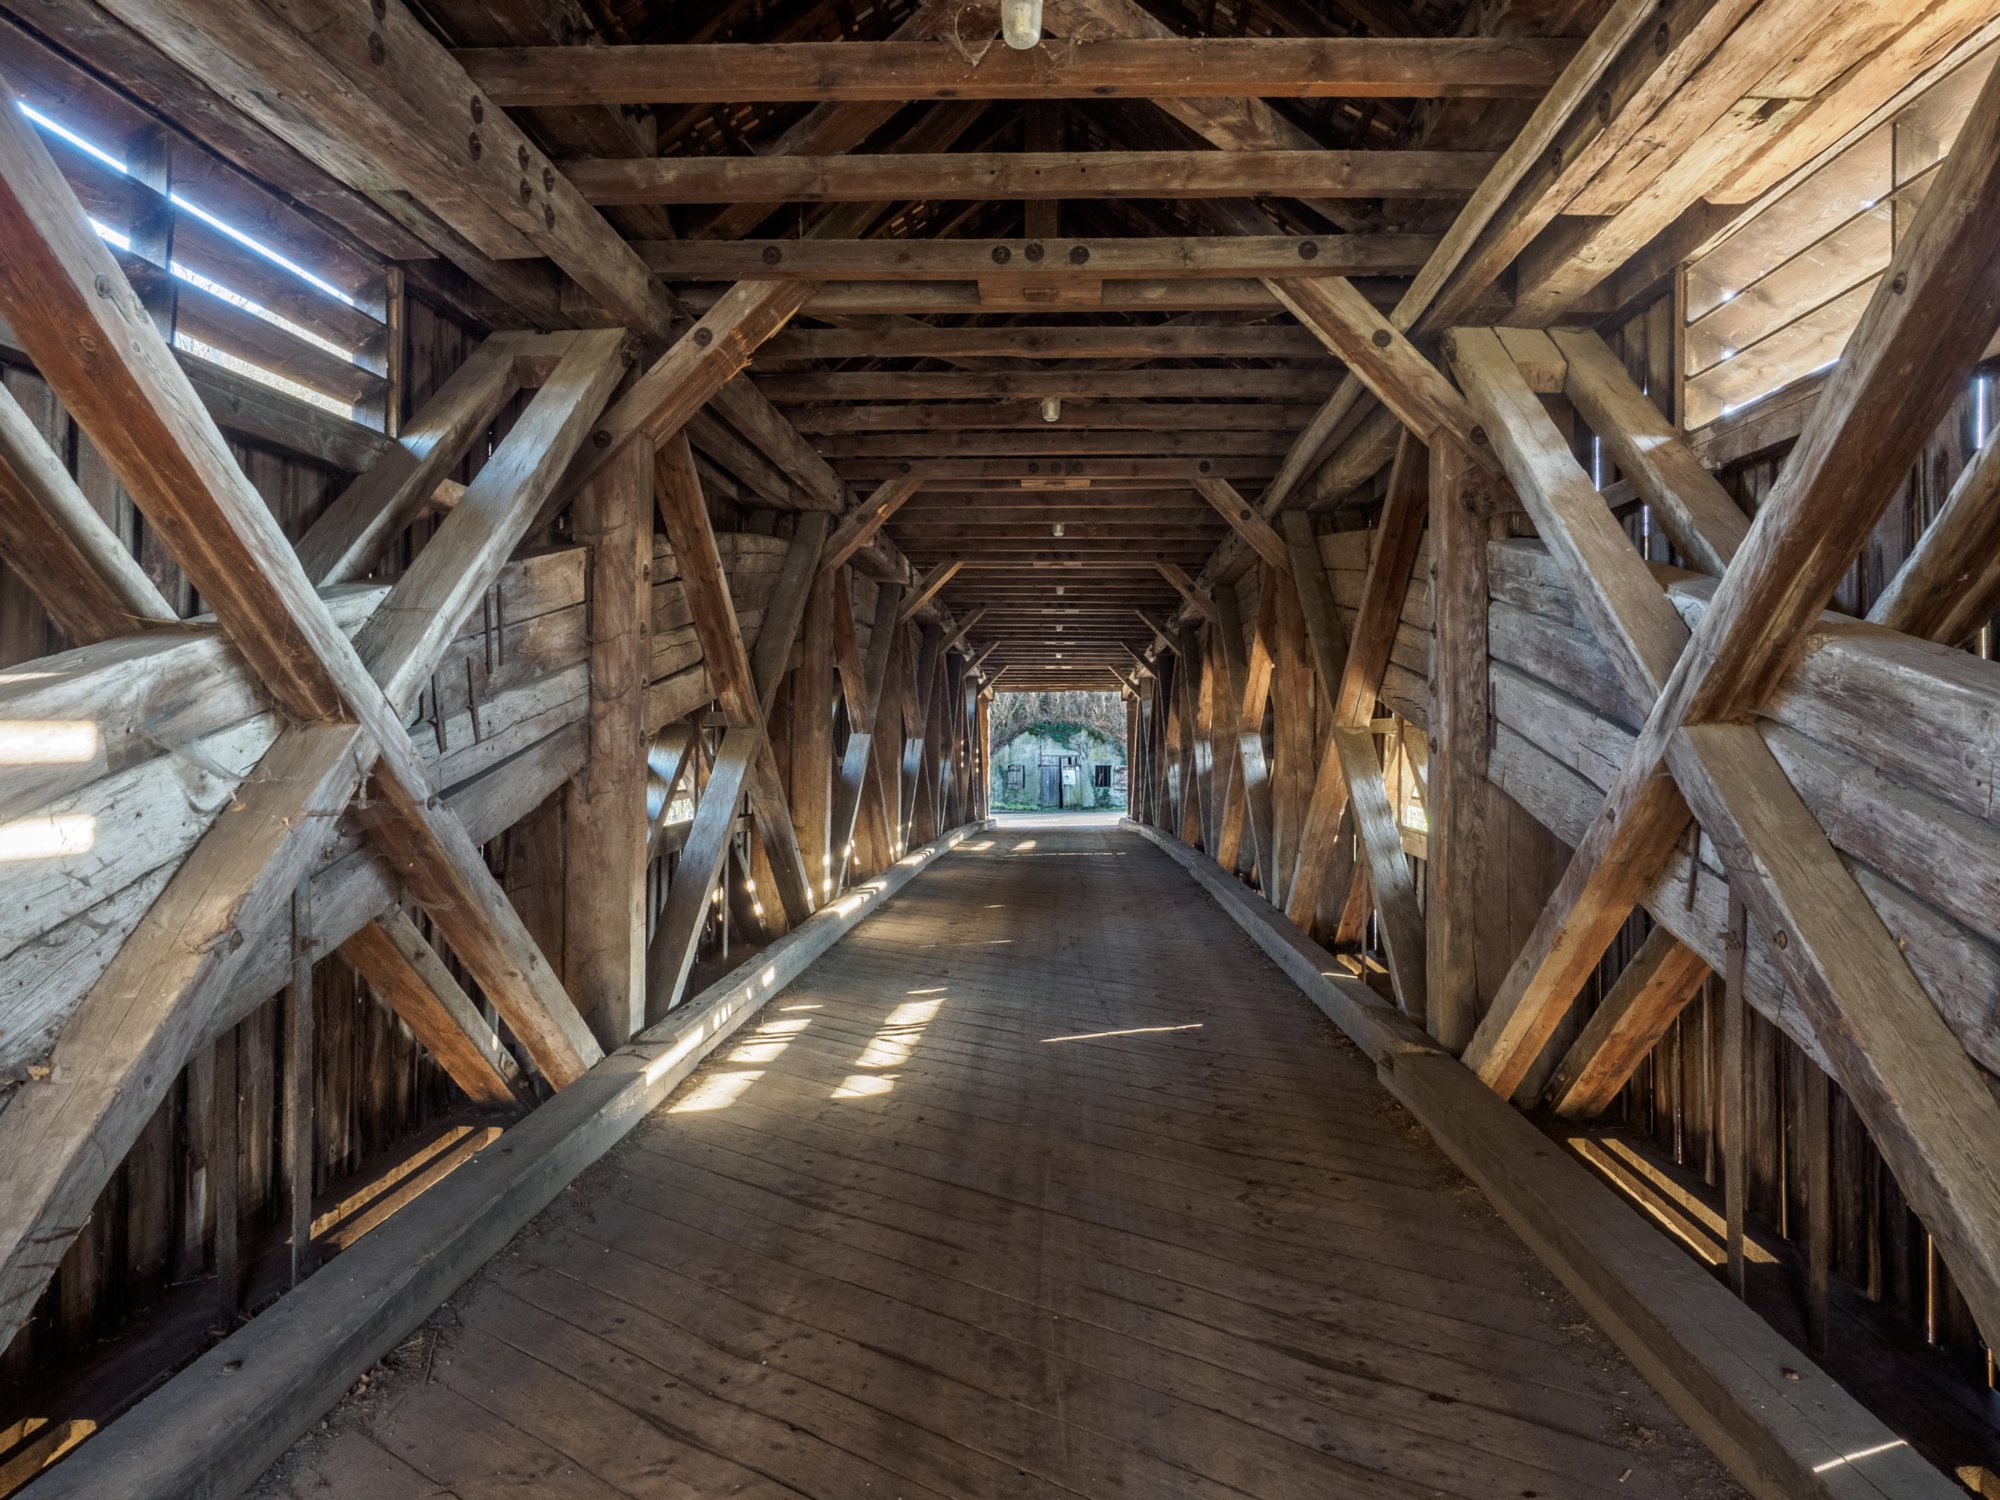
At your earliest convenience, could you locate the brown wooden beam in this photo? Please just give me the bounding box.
[459,37,1578,105]
[764,324,1327,361]
[571,150,1496,206]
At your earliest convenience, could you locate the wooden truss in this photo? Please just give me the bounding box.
[1124,28,2000,1356]
[0,89,838,1346]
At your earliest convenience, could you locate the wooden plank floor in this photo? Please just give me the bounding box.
[255,818,1745,1500]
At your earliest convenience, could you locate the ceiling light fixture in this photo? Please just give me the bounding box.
[1040,396,1061,423]
[1001,0,1043,49]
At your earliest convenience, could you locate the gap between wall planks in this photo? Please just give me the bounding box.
[20,820,992,1500]
[1125,819,1960,1500]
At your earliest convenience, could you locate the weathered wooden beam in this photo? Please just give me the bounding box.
[900,559,964,621]
[0,106,628,1343]
[1269,277,1496,467]
[1423,436,1505,1053]
[819,429,1290,460]
[1542,926,1708,1118]
[459,37,1577,104]
[821,477,923,574]
[560,436,654,1049]
[89,0,679,338]
[571,149,1495,206]
[790,565,838,902]
[1153,560,1219,622]
[831,578,905,889]
[645,725,758,1019]
[0,723,367,1351]
[1550,329,1748,578]
[796,402,1323,433]
[1226,0,1669,525]
[0,102,624,1075]
[1673,720,2000,1350]
[1192,475,1292,575]
[763,324,1327,361]
[654,436,820,938]
[1455,52,2000,1099]
[341,910,533,1111]
[762,370,1339,402]
[0,381,176,641]
[1868,424,2000,645]
[296,335,529,586]
[568,278,812,494]
[1282,435,1428,997]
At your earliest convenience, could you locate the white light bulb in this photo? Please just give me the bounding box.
[1040,395,1061,423]
[1001,0,1043,49]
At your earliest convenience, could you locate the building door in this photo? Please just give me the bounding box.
[1039,763,1061,807]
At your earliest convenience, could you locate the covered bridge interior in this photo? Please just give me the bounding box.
[2,0,2000,1494]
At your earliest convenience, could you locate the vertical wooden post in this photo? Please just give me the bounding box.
[975,686,992,817]
[790,566,838,903]
[1268,573,1313,908]
[213,1027,239,1329]
[1804,1062,1832,1357]
[281,880,316,1287]
[1723,892,1749,1300]
[563,436,654,1049]
[122,125,177,342]
[1176,626,1206,846]
[1426,436,1498,1053]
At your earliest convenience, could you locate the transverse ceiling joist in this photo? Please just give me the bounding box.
[456,37,1581,105]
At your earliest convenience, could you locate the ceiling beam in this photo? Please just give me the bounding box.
[90,0,679,338]
[643,234,1437,281]
[792,402,1324,432]
[764,325,1327,360]
[761,370,1339,401]
[458,38,1580,106]
[573,149,1496,206]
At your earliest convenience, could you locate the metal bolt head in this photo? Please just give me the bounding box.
[1069,245,1089,265]
[992,245,1012,265]
[1025,241,1045,263]
[762,245,783,265]
[1371,328,1392,348]
[470,97,484,123]
[693,327,714,347]
[1298,239,1319,260]
[592,430,612,448]
[1470,425,1488,445]
[518,145,531,170]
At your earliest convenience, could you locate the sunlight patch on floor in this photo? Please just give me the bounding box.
[1041,1023,1203,1044]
